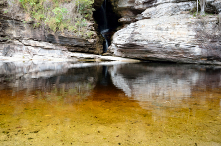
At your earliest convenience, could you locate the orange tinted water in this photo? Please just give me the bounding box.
[0,63,221,146]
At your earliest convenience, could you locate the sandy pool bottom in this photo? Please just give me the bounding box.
[0,89,221,146]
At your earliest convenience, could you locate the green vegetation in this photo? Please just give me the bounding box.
[3,9,8,14]
[76,0,94,18]
[16,0,94,38]
[191,11,212,18]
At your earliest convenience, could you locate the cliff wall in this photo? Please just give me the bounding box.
[0,0,102,61]
[1,0,221,64]
[109,0,221,64]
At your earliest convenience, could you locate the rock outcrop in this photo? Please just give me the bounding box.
[109,0,221,64]
[0,0,102,61]
[1,0,221,64]
[0,40,75,61]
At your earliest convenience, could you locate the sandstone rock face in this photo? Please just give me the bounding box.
[0,18,77,61]
[208,0,221,13]
[0,18,99,53]
[0,41,74,61]
[110,0,221,64]
[0,0,101,60]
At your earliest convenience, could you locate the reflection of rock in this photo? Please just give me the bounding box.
[0,61,71,90]
[109,63,221,104]
[0,61,71,77]
[0,61,100,93]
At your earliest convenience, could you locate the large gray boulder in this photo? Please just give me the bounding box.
[110,14,221,64]
[110,0,221,64]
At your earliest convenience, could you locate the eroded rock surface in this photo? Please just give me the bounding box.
[110,0,221,64]
[0,39,76,61]
[0,0,101,60]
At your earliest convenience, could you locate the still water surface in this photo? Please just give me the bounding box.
[0,61,221,145]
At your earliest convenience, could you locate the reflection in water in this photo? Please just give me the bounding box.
[0,62,221,145]
[99,66,109,86]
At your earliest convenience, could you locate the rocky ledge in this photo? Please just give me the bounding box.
[109,0,221,64]
[0,39,139,62]
[0,0,103,59]
[0,40,75,61]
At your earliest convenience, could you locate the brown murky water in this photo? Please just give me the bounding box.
[0,62,221,145]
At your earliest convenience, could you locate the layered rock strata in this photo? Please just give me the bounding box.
[0,0,101,61]
[0,40,75,61]
[110,0,221,64]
